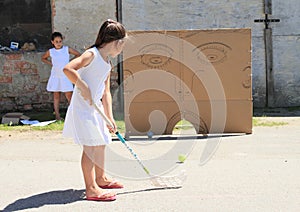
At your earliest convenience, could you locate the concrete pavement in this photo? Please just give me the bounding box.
[0,117,300,211]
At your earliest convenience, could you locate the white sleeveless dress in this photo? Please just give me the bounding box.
[46,46,74,92]
[62,47,112,146]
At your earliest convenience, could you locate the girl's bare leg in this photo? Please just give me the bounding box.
[94,146,123,187]
[95,146,106,183]
[82,146,115,198]
[53,92,61,120]
[64,91,72,104]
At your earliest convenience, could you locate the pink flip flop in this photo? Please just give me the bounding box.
[99,180,124,189]
[86,192,116,201]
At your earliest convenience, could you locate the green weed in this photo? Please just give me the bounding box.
[252,118,288,127]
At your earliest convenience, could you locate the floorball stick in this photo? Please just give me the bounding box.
[93,102,187,187]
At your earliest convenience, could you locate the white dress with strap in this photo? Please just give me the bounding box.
[46,46,74,92]
[62,47,112,146]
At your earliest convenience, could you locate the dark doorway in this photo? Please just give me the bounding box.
[0,0,52,51]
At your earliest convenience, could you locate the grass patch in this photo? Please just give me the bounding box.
[0,110,126,133]
[0,111,289,132]
[174,120,194,130]
[0,120,64,131]
[0,111,64,131]
[252,118,288,127]
[0,120,126,133]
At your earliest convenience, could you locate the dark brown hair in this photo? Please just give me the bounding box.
[90,19,126,49]
[51,32,63,41]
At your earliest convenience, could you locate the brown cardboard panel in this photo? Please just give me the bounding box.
[125,30,181,63]
[125,90,174,103]
[125,100,252,136]
[180,29,252,100]
[190,100,253,134]
[123,29,252,135]
[124,59,185,102]
[125,101,180,135]
[124,30,251,101]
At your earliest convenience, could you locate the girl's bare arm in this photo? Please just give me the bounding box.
[63,51,94,104]
[68,47,81,59]
[41,50,52,66]
[63,51,94,83]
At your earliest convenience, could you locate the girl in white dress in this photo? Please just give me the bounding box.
[41,32,80,120]
[63,20,126,201]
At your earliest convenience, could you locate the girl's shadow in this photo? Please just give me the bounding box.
[2,187,180,211]
[2,189,85,212]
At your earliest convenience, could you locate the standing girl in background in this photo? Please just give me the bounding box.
[41,32,81,120]
[63,19,126,201]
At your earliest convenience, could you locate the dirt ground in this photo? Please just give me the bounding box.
[0,130,65,142]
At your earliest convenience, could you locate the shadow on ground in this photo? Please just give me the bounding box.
[115,133,246,142]
[1,187,181,211]
[1,189,85,212]
[117,186,181,195]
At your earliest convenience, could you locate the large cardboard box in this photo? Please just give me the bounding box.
[123,29,252,136]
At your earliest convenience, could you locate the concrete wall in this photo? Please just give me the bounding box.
[271,0,300,107]
[52,0,116,52]
[122,0,300,108]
